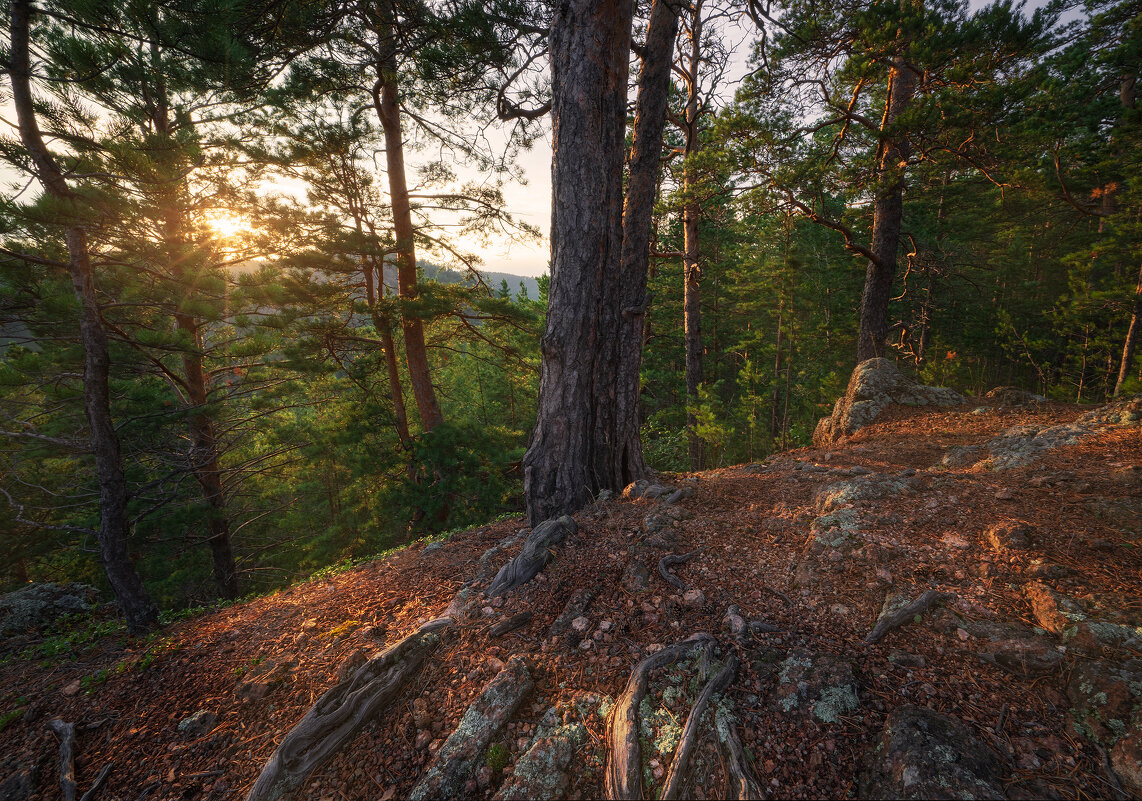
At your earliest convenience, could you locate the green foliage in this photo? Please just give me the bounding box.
[486,742,510,772]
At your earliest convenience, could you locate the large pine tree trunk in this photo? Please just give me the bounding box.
[616,0,681,487]
[856,55,916,362]
[373,39,444,433]
[523,0,634,525]
[681,1,705,471]
[364,258,412,444]
[9,0,157,633]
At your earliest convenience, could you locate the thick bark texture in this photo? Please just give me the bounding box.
[681,1,705,470]
[616,0,682,488]
[856,55,917,362]
[374,45,444,433]
[364,258,412,444]
[523,0,635,525]
[9,0,157,633]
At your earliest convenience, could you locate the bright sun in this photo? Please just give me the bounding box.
[205,212,250,239]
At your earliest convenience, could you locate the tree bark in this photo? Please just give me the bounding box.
[373,33,444,433]
[856,54,916,362]
[9,0,157,633]
[523,0,635,525]
[364,258,412,444]
[616,0,681,486]
[681,0,705,471]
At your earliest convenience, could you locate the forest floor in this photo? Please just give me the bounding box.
[1,396,1140,800]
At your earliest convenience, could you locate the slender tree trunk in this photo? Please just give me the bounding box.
[364,258,412,444]
[682,0,705,471]
[373,37,444,433]
[1115,263,1142,396]
[856,54,916,362]
[616,0,681,486]
[523,0,634,525]
[9,0,157,632]
[150,60,238,600]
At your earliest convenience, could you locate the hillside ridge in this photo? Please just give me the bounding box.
[1,384,1140,800]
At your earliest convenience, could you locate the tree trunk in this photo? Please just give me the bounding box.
[9,0,157,633]
[364,258,412,444]
[522,0,634,525]
[616,0,681,486]
[856,54,916,362]
[682,0,705,471]
[151,59,239,600]
[373,39,444,433]
[1115,263,1142,396]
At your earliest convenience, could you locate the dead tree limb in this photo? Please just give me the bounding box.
[79,763,113,801]
[489,611,533,637]
[714,708,764,800]
[246,618,451,801]
[657,550,701,591]
[486,515,577,596]
[864,590,954,644]
[605,633,714,800]
[661,655,738,800]
[49,719,77,801]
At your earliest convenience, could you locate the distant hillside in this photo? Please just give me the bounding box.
[415,261,543,301]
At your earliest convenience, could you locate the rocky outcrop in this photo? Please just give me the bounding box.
[860,705,1006,800]
[984,386,1045,406]
[814,359,964,446]
[0,583,98,634]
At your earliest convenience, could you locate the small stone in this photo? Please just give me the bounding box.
[301,618,319,632]
[888,650,925,668]
[481,606,496,617]
[177,710,218,739]
[412,697,432,729]
[956,628,970,641]
[415,730,432,749]
[61,680,81,697]
[578,639,594,651]
[682,589,705,609]
[598,620,613,632]
[490,597,505,609]
[876,568,893,585]
[941,533,972,550]
[570,616,591,634]
[995,488,1016,501]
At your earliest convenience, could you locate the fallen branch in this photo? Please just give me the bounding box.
[661,655,738,800]
[864,590,954,645]
[762,584,793,606]
[79,763,113,801]
[246,618,451,801]
[658,550,701,591]
[49,719,77,801]
[489,611,533,637]
[605,633,714,800]
[714,708,764,800]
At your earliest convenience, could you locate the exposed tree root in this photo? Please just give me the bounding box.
[661,654,738,800]
[79,763,113,801]
[658,550,701,591]
[409,656,534,801]
[865,589,955,644]
[489,611,533,637]
[605,633,714,800]
[761,584,793,606]
[714,708,764,800]
[486,515,577,597]
[246,618,452,801]
[49,719,77,801]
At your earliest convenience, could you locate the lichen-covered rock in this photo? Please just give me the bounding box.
[409,656,534,801]
[0,583,98,634]
[1024,582,1085,636]
[178,710,218,739]
[771,649,859,724]
[1084,497,1142,537]
[860,705,1006,800]
[977,638,1064,677]
[813,358,964,446]
[1067,659,1142,748]
[984,386,1046,406]
[495,724,585,801]
[940,445,984,469]
[1111,722,1142,795]
[815,474,915,514]
[984,521,1033,552]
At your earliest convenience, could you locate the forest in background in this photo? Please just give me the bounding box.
[0,0,1138,620]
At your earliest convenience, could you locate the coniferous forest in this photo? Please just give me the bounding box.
[0,0,1138,620]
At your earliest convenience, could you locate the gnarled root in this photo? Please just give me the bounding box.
[865,589,954,644]
[605,633,714,800]
[715,708,764,800]
[49,719,77,801]
[486,515,577,597]
[246,618,452,801]
[661,655,738,800]
[658,550,701,591]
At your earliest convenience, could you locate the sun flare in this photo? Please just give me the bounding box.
[205,211,251,239]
